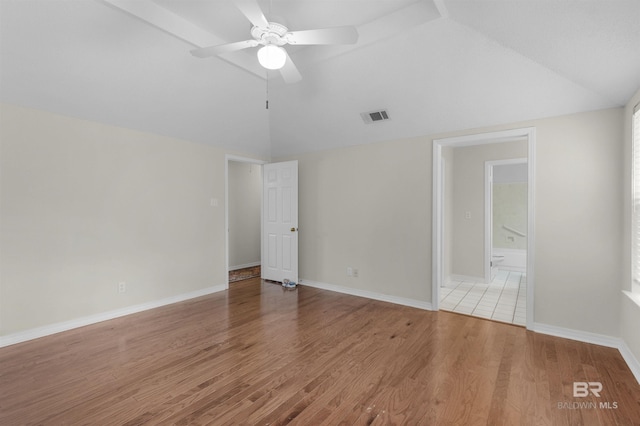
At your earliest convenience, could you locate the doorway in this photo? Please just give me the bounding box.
[225,156,299,288]
[225,155,266,288]
[432,128,535,329]
[486,159,528,282]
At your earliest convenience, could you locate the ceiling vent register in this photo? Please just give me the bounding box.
[361,109,390,124]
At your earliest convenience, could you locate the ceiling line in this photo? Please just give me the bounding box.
[447,18,620,107]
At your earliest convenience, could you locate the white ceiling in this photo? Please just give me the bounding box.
[1,0,639,158]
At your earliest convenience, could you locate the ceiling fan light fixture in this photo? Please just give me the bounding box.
[257,45,287,70]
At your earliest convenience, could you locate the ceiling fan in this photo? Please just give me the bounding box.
[190,0,359,83]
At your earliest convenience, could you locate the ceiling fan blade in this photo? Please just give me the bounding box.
[191,40,259,58]
[235,0,269,28]
[286,26,358,45]
[280,51,302,84]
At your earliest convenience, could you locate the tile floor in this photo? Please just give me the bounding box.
[440,270,526,326]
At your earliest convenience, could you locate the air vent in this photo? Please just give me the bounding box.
[361,109,390,124]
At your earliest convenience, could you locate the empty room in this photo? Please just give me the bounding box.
[1,0,640,424]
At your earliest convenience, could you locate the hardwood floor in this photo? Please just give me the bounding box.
[229,265,261,283]
[1,278,639,425]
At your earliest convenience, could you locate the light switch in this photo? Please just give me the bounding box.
[211,198,219,207]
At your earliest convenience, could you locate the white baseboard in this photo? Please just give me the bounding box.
[533,322,640,385]
[229,261,261,271]
[533,322,622,348]
[3,281,638,386]
[498,266,526,273]
[619,341,640,386]
[449,274,485,283]
[300,279,433,311]
[0,284,226,348]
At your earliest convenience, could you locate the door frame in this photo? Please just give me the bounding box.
[484,158,528,283]
[225,154,267,289]
[432,127,536,329]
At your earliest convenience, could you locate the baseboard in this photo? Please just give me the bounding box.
[300,279,433,311]
[618,341,640,386]
[0,284,226,348]
[449,274,485,283]
[533,322,640,385]
[533,322,621,348]
[498,266,526,273]
[3,282,638,386]
[229,261,261,271]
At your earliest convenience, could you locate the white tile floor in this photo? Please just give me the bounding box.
[440,270,526,326]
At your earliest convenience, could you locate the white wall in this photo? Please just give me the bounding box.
[493,182,527,250]
[494,163,528,183]
[281,107,624,337]
[0,104,229,336]
[493,163,528,252]
[228,161,262,269]
[621,88,640,368]
[442,147,454,281]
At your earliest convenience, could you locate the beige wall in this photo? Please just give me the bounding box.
[282,107,624,337]
[0,104,228,335]
[448,141,528,279]
[535,108,622,335]
[0,102,630,344]
[228,161,262,269]
[283,138,432,302]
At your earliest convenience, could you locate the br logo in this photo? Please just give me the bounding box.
[573,382,602,397]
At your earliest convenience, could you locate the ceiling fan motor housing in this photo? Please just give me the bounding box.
[251,22,289,46]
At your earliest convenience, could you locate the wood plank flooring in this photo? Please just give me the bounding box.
[1,278,639,425]
[229,266,261,283]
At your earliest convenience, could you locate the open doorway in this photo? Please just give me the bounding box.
[432,128,535,329]
[487,159,528,281]
[225,156,265,286]
[225,156,300,288]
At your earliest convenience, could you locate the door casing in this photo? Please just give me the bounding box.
[432,127,536,329]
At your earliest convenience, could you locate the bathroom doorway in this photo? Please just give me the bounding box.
[486,159,528,282]
[432,127,535,329]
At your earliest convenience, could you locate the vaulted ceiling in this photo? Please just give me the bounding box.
[1,0,639,158]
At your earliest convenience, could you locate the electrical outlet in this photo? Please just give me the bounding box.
[353,269,359,278]
[347,267,353,277]
[465,211,471,219]
[118,282,126,293]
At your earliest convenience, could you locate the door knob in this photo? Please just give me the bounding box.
[290,227,298,232]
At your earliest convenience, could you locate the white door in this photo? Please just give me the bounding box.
[262,160,298,283]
